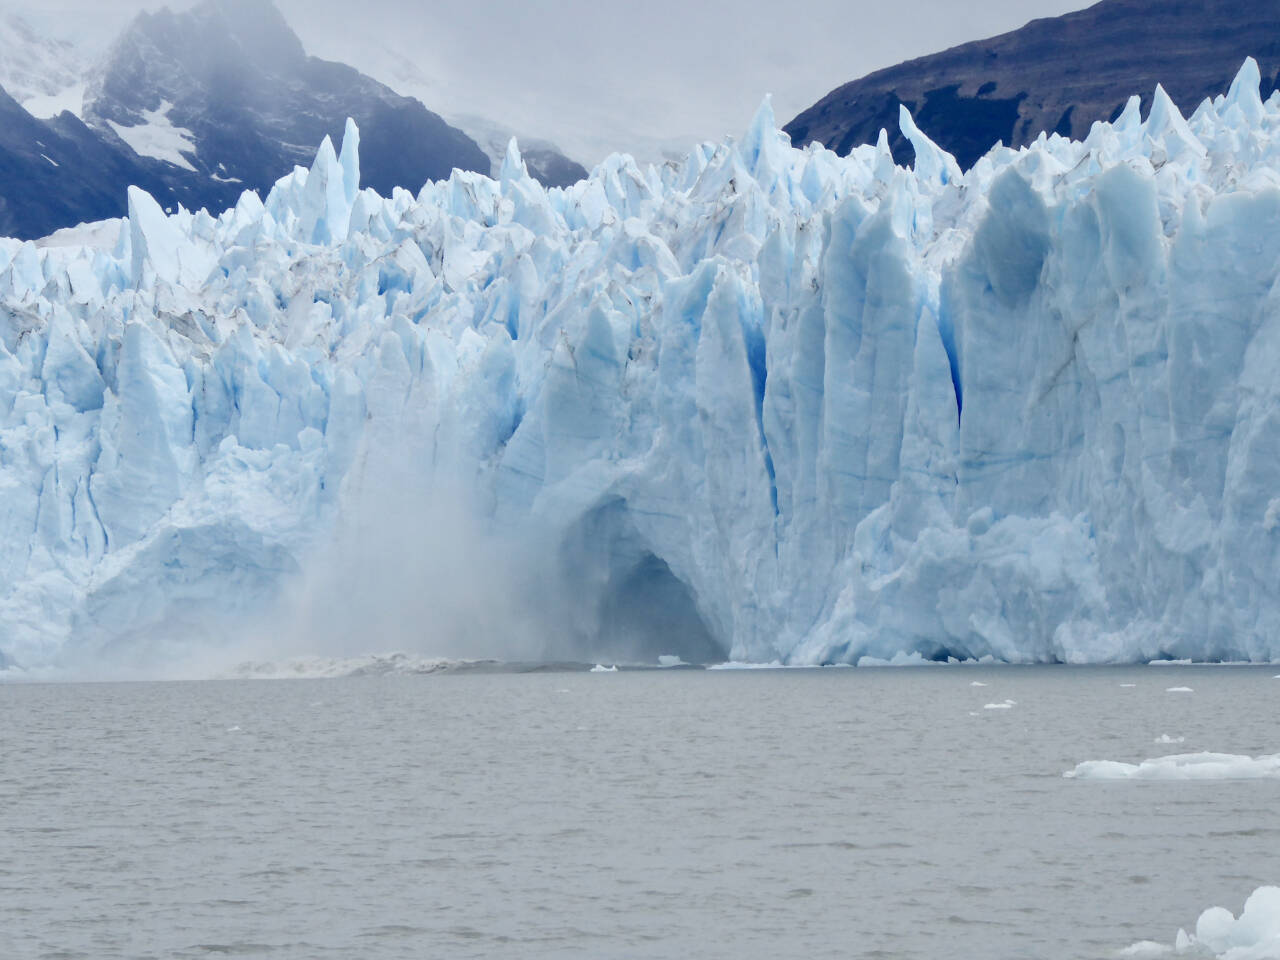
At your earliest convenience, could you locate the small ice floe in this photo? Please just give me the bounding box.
[1065,752,1280,781]
[1120,683,1137,688]
[1118,942,1170,958]
[1166,686,1194,693]
[657,655,687,668]
[1154,735,1186,745]
[227,653,490,678]
[226,725,241,732]
[1149,659,1194,666]
[1122,886,1280,959]
[970,681,988,687]
[984,699,1017,710]
[856,651,931,667]
[590,664,619,673]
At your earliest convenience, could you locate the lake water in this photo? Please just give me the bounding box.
[2,665,1277,959]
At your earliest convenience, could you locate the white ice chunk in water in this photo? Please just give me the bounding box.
[1066,752,1280,781]
[1125,886,1280,959]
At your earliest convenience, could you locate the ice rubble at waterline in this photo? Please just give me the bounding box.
[6,62,1280,672]
[1123,886,1280,959]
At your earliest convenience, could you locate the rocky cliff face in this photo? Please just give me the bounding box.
[785,0,1280,169]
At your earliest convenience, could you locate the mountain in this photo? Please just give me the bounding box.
[307,43,589,188]
[454,114,588,190]
[4,63,1280,674]
[0,85,195,241]
[785,0,1280,169]
[0,0,581,240]
[82,0,489,203]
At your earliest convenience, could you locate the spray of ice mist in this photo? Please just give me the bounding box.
[225,420,596,674]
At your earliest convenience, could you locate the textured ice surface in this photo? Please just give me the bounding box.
[7,63,1280,673]
[1123,887,1280,959]
[1066,752,1280,780]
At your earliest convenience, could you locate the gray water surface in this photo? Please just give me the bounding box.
[2,666,1277,959]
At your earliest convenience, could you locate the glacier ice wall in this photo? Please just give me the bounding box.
[6,66,1280,673]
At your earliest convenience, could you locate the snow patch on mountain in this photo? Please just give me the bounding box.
[107,101,200,172]
[21,82,87,121]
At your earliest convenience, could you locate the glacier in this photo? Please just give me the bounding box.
[6,61,1280,674]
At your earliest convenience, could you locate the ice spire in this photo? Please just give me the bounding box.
[898,105,962,187]
[500,137,528,184]
[339,118,360,206]
[299,125,358,244]
[127,186,182,286]
[1225,57,1264,124]
[1146,84,1206,157]
[741,95,790,180]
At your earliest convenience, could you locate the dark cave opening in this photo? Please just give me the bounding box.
[555,499,728,665]
[596,553,726,666]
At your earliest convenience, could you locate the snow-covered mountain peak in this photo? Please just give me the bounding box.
[73,0,489,204]
[0,0,584,241]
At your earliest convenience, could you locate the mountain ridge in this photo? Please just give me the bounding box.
[0,0,585,240]
[785,0,1280,169]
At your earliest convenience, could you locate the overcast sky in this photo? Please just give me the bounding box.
[15,0,1089,164]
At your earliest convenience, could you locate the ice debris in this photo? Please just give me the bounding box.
[1123,886,1280,959]
[227,653,492,678]
[6,62,1280,672]
[1065,752,1280,780]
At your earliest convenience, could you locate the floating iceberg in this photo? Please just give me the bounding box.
[7,63,1280,674]
[1065,751,1280,781]
[1123,886,1280,959]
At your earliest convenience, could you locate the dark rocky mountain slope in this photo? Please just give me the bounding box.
[0,0,583,240]
[786,0,1280,169]
[82,0,490,204]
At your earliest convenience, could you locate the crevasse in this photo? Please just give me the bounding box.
[5,63,1280,674]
